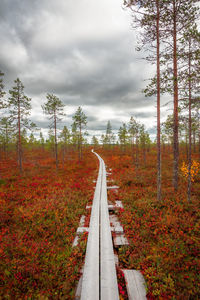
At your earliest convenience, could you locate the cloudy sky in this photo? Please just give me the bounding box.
[0,0,170,141]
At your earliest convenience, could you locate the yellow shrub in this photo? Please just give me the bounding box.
[181,160,200,182]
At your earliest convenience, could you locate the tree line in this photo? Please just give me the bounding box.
[124,0,200,201]
[0,74,88,171]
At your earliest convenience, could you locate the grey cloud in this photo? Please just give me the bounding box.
[0,0,157,139]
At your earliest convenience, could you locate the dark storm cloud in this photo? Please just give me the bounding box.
[0,0,159,139]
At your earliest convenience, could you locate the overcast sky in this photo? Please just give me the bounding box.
[0,0,171,141]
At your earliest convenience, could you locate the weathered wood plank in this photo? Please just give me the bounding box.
[123,270,147,300]
[72,235,79,247]
[79,215,85,227]
[107,185,119,190]
[114,234,129,246]
[76,227,89,234]
[115,200,123,209]
[110,215,124,233]
[75,275,83,300]
[72,215,86,247]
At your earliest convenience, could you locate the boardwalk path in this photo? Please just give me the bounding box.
[81,151,119,300]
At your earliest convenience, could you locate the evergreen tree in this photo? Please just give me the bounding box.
[0,117,13,155]
[42,94,65,169]
[118,123,128,152]
[8,78,33,172]
[91,135,99,147]
[0,70,6,109]
[124,0,163,199]
[59,126,71,159]
[72,106,87,161]
[39,131,45,150]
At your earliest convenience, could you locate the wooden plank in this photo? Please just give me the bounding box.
[110,215,124,233]
[72,215,86,246]
[106,172,112,176]
[123,270,147,300]
[79,215,85,227]
[115,200,123,209]
[75,275,83,300]
[114,254,119,266]
[114,234,129,246]
[108,204,115,211]
[72,236,79,247]
[107,185,119,190]
[76,227,89,234]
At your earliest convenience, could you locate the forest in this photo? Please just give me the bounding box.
[0,0,200,299]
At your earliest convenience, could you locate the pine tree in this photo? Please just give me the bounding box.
[8,78,33,172]
[124,0,163,200]
[118,123,128,152]
[91,136,99,147]
[0,70,6,109]
[0,117,13,156]
[42,94,65,169]
[59,126,71,160]
[72,106,87,161]
[39,131,45,150]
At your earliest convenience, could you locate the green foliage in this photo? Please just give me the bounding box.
[91,135,99,146]
[42,93,65,122]
[118,123,129,145]
[0,70,6,109]
[8,78,32,128]
[72,106,87,160]
[59,126,71,145]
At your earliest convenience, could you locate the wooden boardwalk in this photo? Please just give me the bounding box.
[80,151,119,300]
[75,151,147,300]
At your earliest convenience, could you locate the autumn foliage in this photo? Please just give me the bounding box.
[101,146,199,299]
[0,148,96,299]
[0,145,199,299]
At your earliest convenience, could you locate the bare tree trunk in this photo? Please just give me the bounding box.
[193,130,196,153]
[186,133,188,160]
[172,0,179,192]
[187,40,192,202]
[54,113,58,170]
[156,0,161,201]
[143,141,146,165]
[132,137,135,164]
[198,129,200,160]
[79,125,82,161]
[136,136,139,168]
[17,94,22,173]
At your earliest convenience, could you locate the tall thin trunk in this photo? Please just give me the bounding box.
[156,0,161,201]
[5,123,8,158]
[198,128,200,160]
[54,112,58,170]
[172,0,179,192]
[136,135,139,168]
[187,40,192,202]
[186,132,188,160]
[193,130,196,153]
[18,94,22,173]
[79,124,82,161]
[132,137,135,163]
[143,141,146,165]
